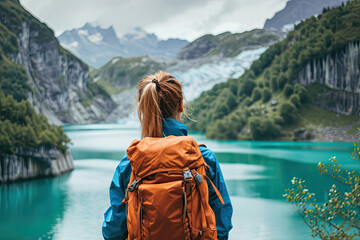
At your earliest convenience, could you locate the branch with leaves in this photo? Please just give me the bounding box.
[284,138,360,239]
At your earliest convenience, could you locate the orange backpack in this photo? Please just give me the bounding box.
[122,135,224,240]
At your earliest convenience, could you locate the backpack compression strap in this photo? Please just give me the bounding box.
[193,171,224,230]
[190,168,224,205]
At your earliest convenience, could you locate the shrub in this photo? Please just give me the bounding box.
[262,88,272,103]
[279,102,298,124]
[271,76,278,91]
[277,74,288,90]
[239,78,256,96]
[290,94,301,108]
[294,84,308,103]
[284,84,294,98]
[248,116,282,140]
[252,87,262,102]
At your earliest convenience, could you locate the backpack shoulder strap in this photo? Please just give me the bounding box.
[203,175,224,204]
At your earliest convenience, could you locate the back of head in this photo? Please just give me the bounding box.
[137,71,183,138]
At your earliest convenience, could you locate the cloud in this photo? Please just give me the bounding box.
[20,0,288,41]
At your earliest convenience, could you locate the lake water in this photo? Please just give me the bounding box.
[0,124,358,240]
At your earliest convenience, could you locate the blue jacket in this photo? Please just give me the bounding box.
[102,118,233,240]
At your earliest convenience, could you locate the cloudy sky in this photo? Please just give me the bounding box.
[20,0,288,41]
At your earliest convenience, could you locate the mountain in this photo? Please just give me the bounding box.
[91,55,167,95]
[0,0,83,182]
[186,1,360,142]
[0,2,116,125]
[94,29,285,122]
[58,23,124,69]
[58,25,188,68]
[264,0,345,31]
[177,29,284,60]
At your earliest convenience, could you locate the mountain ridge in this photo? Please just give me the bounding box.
[177,29,284,60]
[58,24,188,68]
[264,0,346,30]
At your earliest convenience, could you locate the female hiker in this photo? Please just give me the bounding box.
[102,71,233,240]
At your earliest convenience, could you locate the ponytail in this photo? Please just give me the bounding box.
[137,71,183,138]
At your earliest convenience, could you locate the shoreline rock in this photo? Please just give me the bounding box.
[0,146,74,184]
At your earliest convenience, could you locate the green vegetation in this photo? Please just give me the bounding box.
[284,140,360,239]
[0,0,73,155]
[0,93,70,154]
[0,0,87,101]
[185,1,360,140]
[248,116,282,140]
[91,56,164,95]
[194,29,282,58]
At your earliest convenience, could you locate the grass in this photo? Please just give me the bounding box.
[300,103,360,127]
[96,77,132,95]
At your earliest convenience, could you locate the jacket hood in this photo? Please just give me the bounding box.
[162,118,188,137]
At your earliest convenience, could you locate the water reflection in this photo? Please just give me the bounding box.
[0,174,71,239]
[217,152,343,202]
[0,125,357,240]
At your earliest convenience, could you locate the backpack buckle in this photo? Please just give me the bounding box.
[183,169,193,182]
[193,172,203,184]
[128,179,141,192]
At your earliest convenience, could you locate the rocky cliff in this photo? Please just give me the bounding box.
[296,41,360,115]
[58,24,188,68]
[13,21,116,124]
[264,0,345,30]
[0,0,116,125]
[0,146,74,183]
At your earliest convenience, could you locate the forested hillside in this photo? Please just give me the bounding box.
[0,0,75,182]
[0,93,70,154]
[0,0,70,153]
[0,0,116,125]
[185,1,360,141]
[91,56,166,95]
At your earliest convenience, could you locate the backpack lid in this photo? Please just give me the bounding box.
[127,136,204,178]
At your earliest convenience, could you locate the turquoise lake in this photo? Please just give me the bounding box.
[0,124,358,240]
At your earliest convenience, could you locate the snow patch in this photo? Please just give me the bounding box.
[68,41,79,48]
[111,58,119,64]
[88,33,103,44]
[282,24,294,32]
[78,29,88,36]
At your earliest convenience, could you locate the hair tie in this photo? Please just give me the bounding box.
[152,79,161,92]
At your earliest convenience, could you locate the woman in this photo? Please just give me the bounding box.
[102,71,233,240]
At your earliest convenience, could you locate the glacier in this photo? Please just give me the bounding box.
[106,47,268,123]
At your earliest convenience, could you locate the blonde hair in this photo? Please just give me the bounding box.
[137,71,183,138]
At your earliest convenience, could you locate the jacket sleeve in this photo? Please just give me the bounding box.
[200,146,233,240]
[102,156,132,240]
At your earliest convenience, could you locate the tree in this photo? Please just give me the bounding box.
[284,140,360,239]
[294,84,309,103]
[284,84,294,98]
[252,87,262,102]
[290,94,301,109]
[262,88,272,103]
[279,102,298,124]
[277,73,288,90]
[239,78,256,96]
[248,116,282,140]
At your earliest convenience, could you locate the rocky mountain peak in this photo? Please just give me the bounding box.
[264,0,346,31]
[58,24,188,68]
